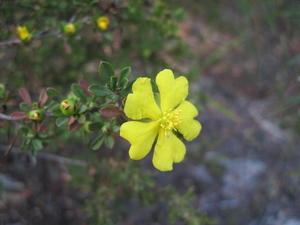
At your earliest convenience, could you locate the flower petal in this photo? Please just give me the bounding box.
[152,130,186,171]
[120,121,159,160]
[174,101,202,141]
[155,69,188,112]
[124,77,161,120]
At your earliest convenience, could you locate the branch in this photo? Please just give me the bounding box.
[0,112,13,121]
[0,145,87,167]
[0,30,63,47]
[0,15,91,48]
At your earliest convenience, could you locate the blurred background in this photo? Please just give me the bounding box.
[1,0,300,224]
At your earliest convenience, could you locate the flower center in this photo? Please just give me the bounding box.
[159,109,181,131]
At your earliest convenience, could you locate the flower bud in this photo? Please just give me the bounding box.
[28,109,45,121]
[97,17,110,30]
[64,23,76,35]
[60,98,77,116]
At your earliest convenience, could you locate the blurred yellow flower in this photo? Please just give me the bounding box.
[64,23,76,34]
[97,16,110,30]
[17,26,32,41]
[120,69,202,171]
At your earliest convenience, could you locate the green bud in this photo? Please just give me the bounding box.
[83,121,92,133]
[0,83,5,98]
[28,109,45,121]
[60,98,77,116]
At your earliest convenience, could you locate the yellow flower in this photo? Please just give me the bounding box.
[64,23,76,34]
[97,16,110,30]
[17,26,32,41]
[120,69,202,171]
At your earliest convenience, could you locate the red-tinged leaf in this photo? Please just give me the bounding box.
[67,116,76,126]
[38,122,48,133]
[18,88,32,105]
[100,107,121,119]
[69,121,80,131]
[79,80,93,96]
[10,111,28,120]
[38,88,48,107]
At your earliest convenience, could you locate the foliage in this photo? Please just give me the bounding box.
[69,157,213,225]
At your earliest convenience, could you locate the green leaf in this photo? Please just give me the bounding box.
[105,136,115,149]
[90,135,104,150]
[98,61,114,83]
[46,101,59,111]
[47,87,59,98]
[118,66,131,90]
[88,84,112,96]
[78,104,88,114]
[32,102,39,109]
[20,138,31,151]
[106,94,119,101]
[19,102,31,112]
[118,77,128,90]
[108,76,118,91]
[71,83,87,103]
[32,139,43,152]
[56,117,68,127]
[50,104,64,116]
[87,122,102,132]
[120,66,131,80]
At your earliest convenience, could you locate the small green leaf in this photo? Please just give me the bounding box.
[105,136,114,149]
[90,135,104,150]
[106,94,119,101]
[20,138,31,151]
[78,104,88,114]
[120,66,131,80]
[87,122,102,132]
[56,117,68,127]
[118,67,131,89]
[20,102,31,112]
[118,77,128,90]
[108,76,118,91]
[32,102,39,109]
[112,125,120,133]
[47,88,59,98]
[98,61,114,83]
[47,101,59,111]
[32,139,43,152]
[50,104,64,116]
[88,84,112,96]
[71,83,87,103]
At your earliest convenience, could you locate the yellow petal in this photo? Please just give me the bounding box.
[124,77,161,120]
[155,69,188,112]
[120,121,159,160]
[152,130,186,171]
[174,101,202,141]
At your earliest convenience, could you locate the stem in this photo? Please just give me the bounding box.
[0,145,87,167]
[0,113,13,121]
